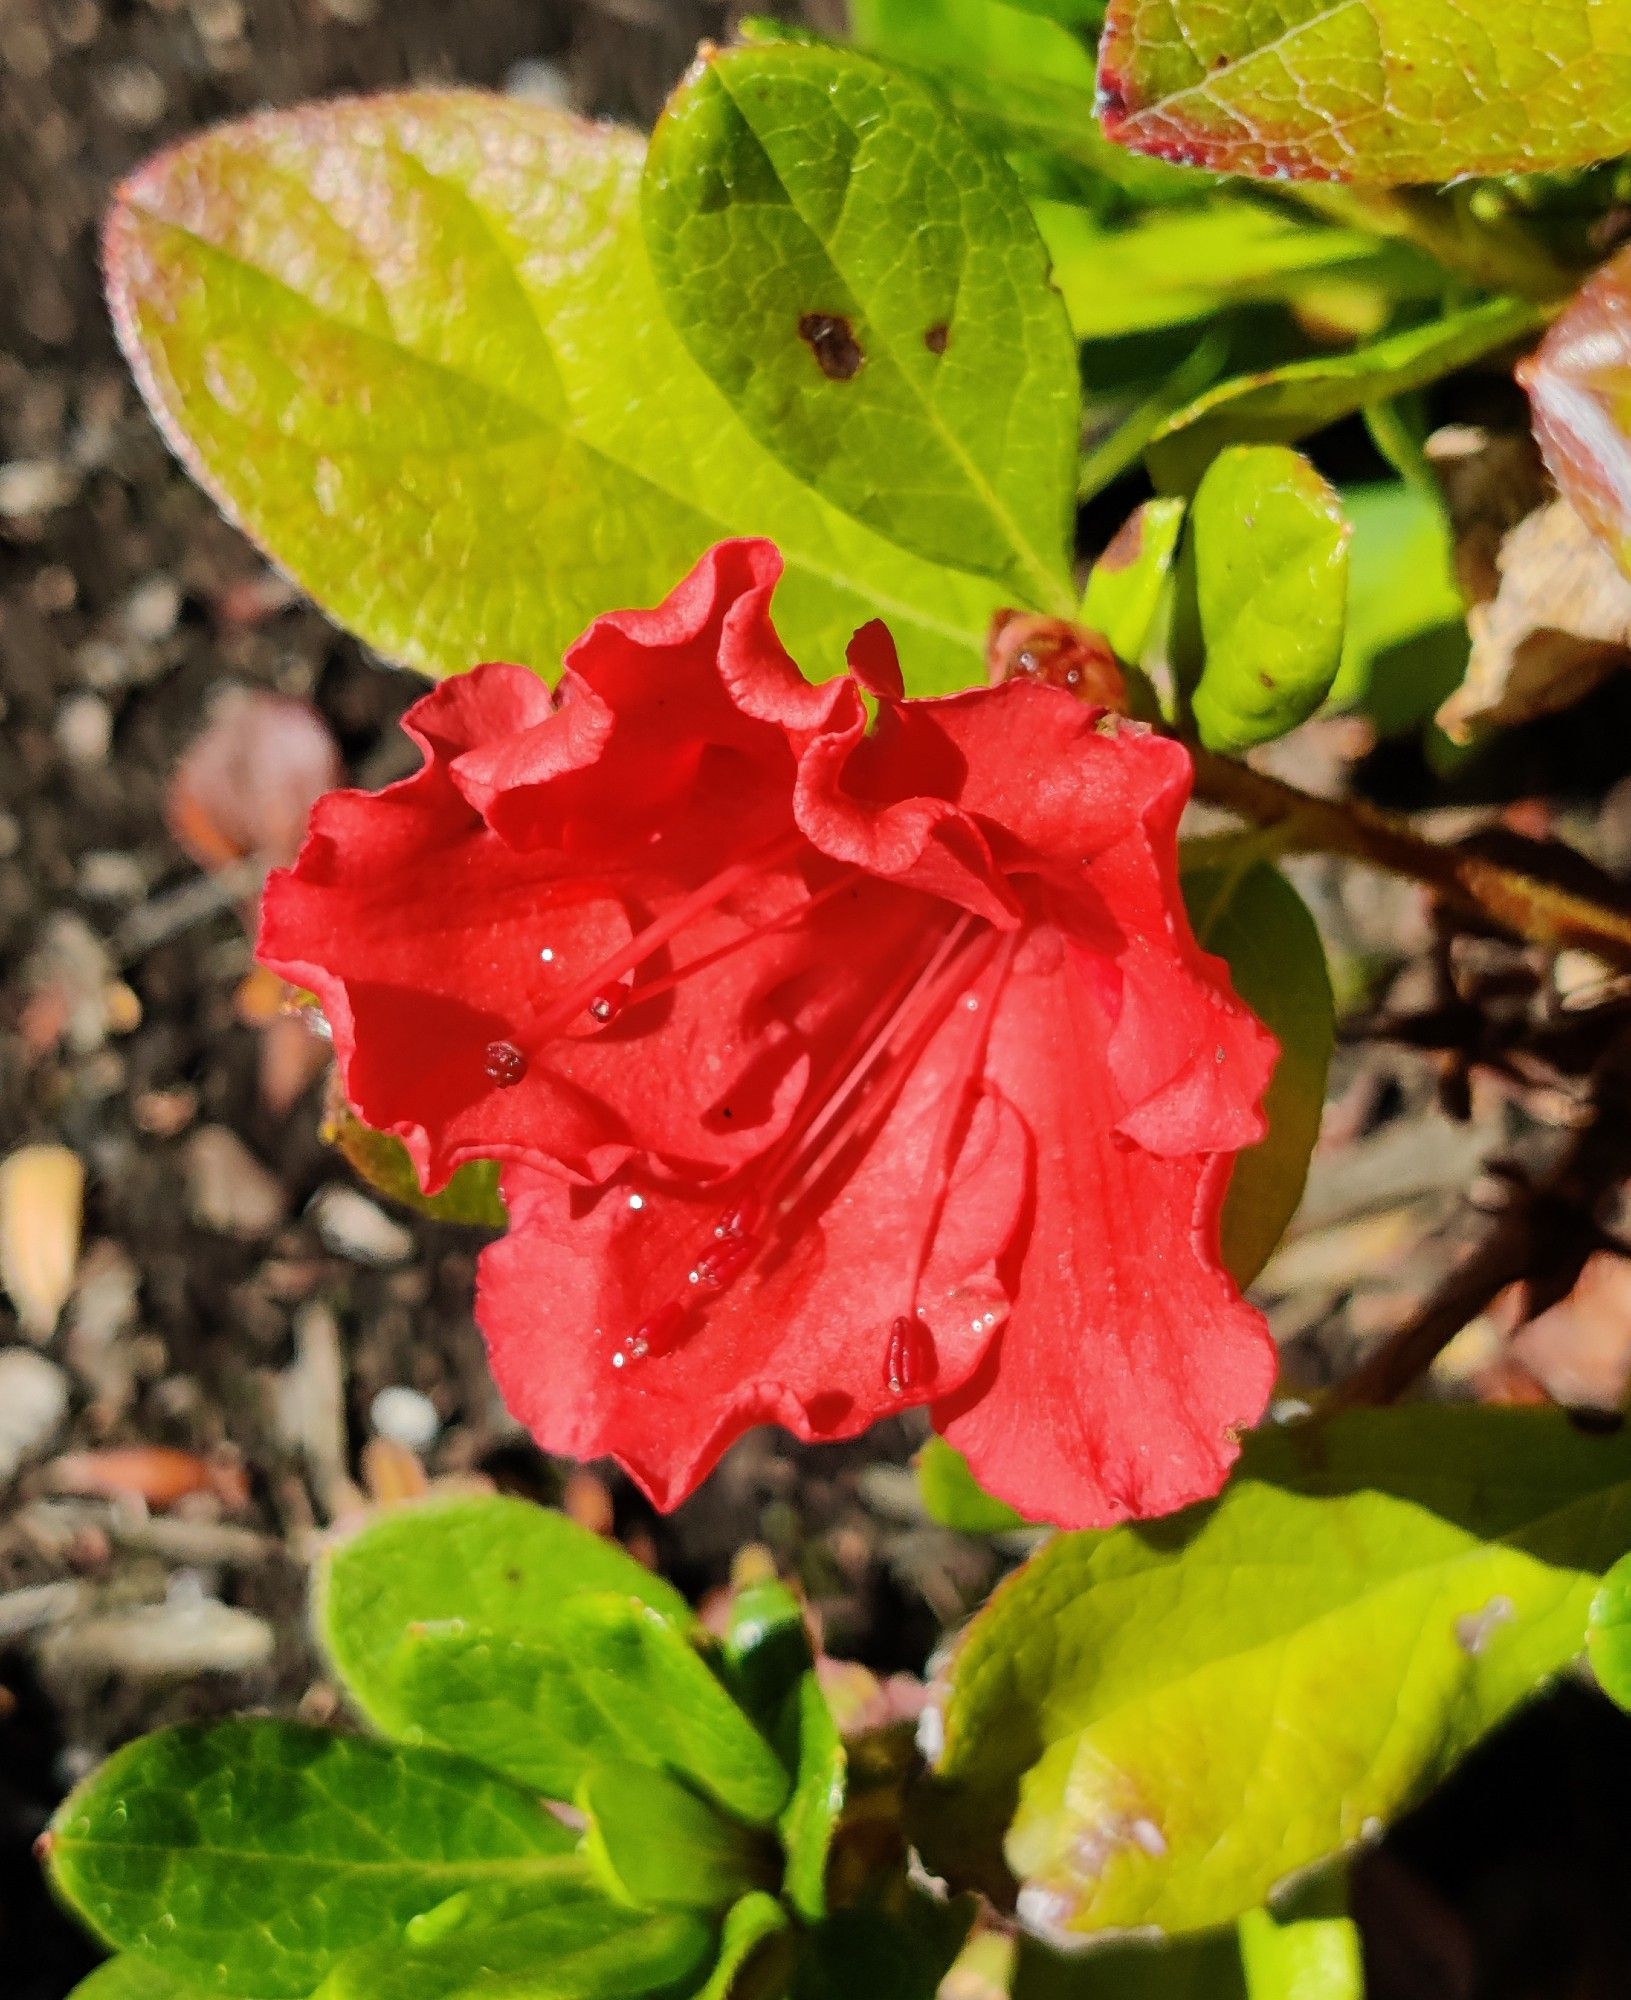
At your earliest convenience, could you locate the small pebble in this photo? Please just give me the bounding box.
[311,1185,415,1266]
[99,61,168,128]
[120,574,182,644]
[370,1385,441,1452]
[55,692,112,766]
[77,850,150,903]
[0,459,78,519]
[0,1350,71,1482]
[505,59,572,107]
[184,1126,287,1238]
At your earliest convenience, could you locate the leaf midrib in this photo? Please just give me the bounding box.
[707,58,1077,618]
[58,1839,583,1881]
[981,1475,1631,1771]
[1116,0,1385,136]
[125,206,986,659]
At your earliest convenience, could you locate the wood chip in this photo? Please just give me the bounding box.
[0,1143,85,1338]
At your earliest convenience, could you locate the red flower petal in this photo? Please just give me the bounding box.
[481,1020,1031,1506]
[260,539,1282,1528]
[931,925,1277,1527]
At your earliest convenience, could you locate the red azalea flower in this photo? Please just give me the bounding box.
[259,541,1279,1527]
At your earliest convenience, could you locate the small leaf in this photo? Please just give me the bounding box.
[776,1672,847,1922]
[695,1895,792,2000]
[1079,498,1185,666]
[318,1493,691,1732]
[1183,862,1334,1285]
[1147,299,1544,494]
[1327,480,1467,737]
[921,1407,1631,1939]
[322,1102,506,1230]
[387,1593,791,1822]
[68,1965,221,2000]
[1184,446,1350,753]
[314,1884,714,2000]
[722,1578,814,1733]
[848,0,1200,205]
[581,1765,776,1914]
[917,1435,1027,1534]
[1036,198,1437,343]
[1588,1549,1631,1709]
[1522,245,1631,579]
[48,1723,581,1997]
[643,42,1079,610]
[106,94,1008,692]
[1098,0,1631,182]
[1237,1902,1364,2000]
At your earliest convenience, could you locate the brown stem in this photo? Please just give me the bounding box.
[1325,1206,1536,1409]
[1330,1029,1631,1406]
[1190,749,1631,972]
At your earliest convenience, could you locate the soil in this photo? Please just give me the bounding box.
[3,4,1631,1997]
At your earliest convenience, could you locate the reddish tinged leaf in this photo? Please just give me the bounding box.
[168,687,342,870]
[1520,249,1631,575]
[1098,0,1631,184]
[259,541,1277,1529]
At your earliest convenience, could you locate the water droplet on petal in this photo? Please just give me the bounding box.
[539,946,555,964]
[483,1039,527,1087]
[885,1313,935,1395]
[588,986,626,1025]
[627,1193,646,1212]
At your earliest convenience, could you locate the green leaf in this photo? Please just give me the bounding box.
[581,1765,776,1914]
[1588,1549,1631,1709]
[323,1107,505,1230]
[776,1672,846,1922]
[917,1436,1027,1534]
[1184,445,1351,753]
[318,1494,691,1733]
[385,1594,791,1822]
[721,1579,814,1735]
[1183,861,1334,1285]
[694,1895,792,2000]
[106,93,1009,692]
[314,1884,714,2000]
[1079,498,1185,666]
[1098,0,1631,183]
[847,0,1201,207]
[1327,481,1468,736]
[1146,298,1545,494]
[715,1580,844,1922]
[1036,198,1437,343]
[1238,1903,1364,2000]
[642,42,1078,611]
[922,1407,1631,1939]
[69,1965,224,2000]
[1522,244,1631,577]
[48,1723,582,1998]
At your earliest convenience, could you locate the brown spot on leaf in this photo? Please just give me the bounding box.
[798,312,864,381]
[925,322,950,355]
